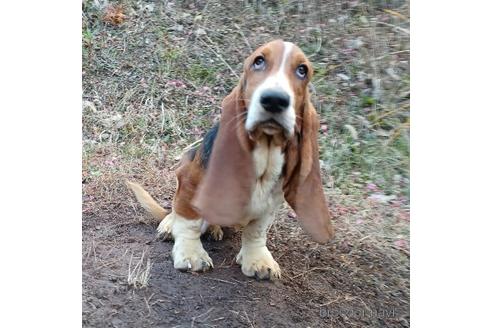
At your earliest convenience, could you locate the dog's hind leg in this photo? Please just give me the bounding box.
[206,224,224,241]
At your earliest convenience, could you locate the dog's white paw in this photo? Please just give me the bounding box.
[236,246,281,280]
[156,214,175,241]
[172,238,213,272]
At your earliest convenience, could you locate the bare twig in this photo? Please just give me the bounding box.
[202,277,237,285]
[191,307,215,327]
[372,49,410,61]
[290,266,331,280]
[242,307,255,328]
[144,293,155,315]
[377,21,410,35]
[94,249,129,271]
[317,296,342,307]
[383,8,409,21]
[200,36,240,79]
[233,23,252,53]
[371,104,410,124]
[391,245,410,257]
[174,138,203,161]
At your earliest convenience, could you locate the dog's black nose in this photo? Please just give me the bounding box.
[260,89,290,113]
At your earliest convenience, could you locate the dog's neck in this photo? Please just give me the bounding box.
[251,134,284,182]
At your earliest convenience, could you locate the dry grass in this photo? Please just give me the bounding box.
[83,0,410,198]
[127,249,152,289]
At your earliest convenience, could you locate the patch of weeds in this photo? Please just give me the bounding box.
[361,95,376,107]
[119,116,147,139]
[299,30,323,55]
[319,93,409,197]
[185,62,219,85]
[119,143,155,160]
[159,45,183,75]
[82,28,93,47]
[82,27,95,61]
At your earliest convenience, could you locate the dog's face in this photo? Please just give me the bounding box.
[241,40,313,138]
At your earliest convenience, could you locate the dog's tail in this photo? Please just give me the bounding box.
[125,180,168,223]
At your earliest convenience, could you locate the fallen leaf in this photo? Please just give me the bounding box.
[103,4,126,26]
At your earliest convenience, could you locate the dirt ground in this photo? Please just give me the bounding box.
[83,180,409,327]
[83,1,410,327]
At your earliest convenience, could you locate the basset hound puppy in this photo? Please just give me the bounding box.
[127,39,334,280]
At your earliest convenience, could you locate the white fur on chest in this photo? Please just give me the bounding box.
[245,139,285,221]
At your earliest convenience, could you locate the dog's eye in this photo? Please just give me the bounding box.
[253,56,265,70]
[296,64,308,79]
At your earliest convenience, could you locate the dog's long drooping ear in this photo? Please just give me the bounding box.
[284,99,335,243]
[192,86,255,226]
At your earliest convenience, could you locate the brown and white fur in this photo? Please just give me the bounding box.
[127,40,334,280]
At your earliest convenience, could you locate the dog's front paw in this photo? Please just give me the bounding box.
[236,246,281,280]
[172,238,213,272]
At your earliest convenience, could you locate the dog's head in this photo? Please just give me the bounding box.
[236,40,313,139]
